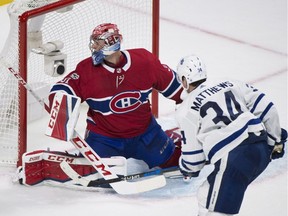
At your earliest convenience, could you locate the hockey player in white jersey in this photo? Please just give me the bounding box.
[175,55,287,216]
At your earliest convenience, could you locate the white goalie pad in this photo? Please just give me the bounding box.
[46,92,81,141]
[15,150,127,186]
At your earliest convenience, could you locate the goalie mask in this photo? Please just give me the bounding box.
[176,55,207,90]
[89,23,123,65]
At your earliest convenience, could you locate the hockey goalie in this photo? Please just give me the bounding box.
[16,22,183,191]
[17,91,181,188]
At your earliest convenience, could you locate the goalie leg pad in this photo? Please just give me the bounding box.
[18,150,127,186]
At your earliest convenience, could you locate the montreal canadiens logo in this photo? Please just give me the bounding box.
[110,91,142,114]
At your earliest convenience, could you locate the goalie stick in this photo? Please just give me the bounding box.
[61,160,210,187]
[61,161,182,187]
[4,63,166,195]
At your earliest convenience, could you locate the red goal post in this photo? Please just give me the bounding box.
[0,0,159,167]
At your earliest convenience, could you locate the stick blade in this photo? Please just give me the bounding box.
[60,160,166,194]
[60,161,90,186]
[111,175,166,195]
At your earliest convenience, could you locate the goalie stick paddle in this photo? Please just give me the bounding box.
[68,135,166,194]
[60,160,181,187]
[61,160,211,187]
[5,64,166,195]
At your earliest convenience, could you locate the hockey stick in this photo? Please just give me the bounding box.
[4,64,166,195]
[61,160,209,187]
[61,161,181,187]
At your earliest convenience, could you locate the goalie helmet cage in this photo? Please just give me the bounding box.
[0,0,159,167]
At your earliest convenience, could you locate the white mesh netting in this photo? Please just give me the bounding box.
[0,0,154,165]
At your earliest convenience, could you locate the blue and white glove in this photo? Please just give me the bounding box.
[179,156,200,182]
[270,128,287,160]
[92,50,105,65]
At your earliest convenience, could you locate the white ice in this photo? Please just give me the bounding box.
[0,0,287,216]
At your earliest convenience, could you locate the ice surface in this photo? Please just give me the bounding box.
[0,0,287,215]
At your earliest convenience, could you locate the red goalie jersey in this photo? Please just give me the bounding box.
[49,48,183,138]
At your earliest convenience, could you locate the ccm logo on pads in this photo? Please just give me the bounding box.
[47,155,75,163]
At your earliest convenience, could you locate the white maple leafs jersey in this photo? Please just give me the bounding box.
[176,79,282,173]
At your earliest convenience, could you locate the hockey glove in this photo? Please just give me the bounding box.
[270,128,287,160]
[180,169,200,182]
[179,156,200,182]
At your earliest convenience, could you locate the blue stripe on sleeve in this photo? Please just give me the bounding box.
[161,71,181,98]
[182,158,206,167]
[182,149,204,155]
[267,132,277,142]
[50,84,75,96]
[250,93,265,113]
[259,102,274,120]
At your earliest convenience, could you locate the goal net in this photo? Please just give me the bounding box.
[0,0,159,166]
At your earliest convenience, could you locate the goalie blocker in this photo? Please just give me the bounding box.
[46,92,81,141]
[16,150,127,186]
